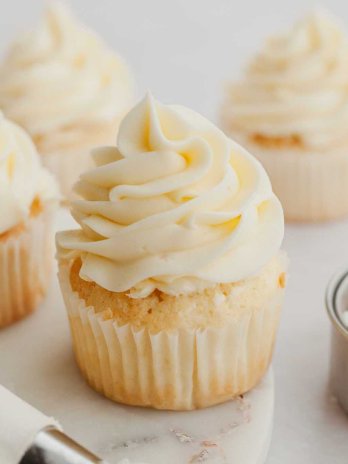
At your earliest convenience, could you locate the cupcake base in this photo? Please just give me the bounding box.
[0,212,53,328]
[0,270,275,464]
[58,257,286,410]
[248,143,348,222]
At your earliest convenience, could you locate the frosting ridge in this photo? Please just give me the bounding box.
[0,113,59,234]
[57,94,284,297]
[0,3,133,151]
[222,10,348,150]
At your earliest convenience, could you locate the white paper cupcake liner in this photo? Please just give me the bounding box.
[58,263,285,410]
[250,145,348,222]
[0,213,53,328]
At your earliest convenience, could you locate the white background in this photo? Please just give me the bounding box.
[2,1,348,463]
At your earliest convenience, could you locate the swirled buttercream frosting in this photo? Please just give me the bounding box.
[57,94,284,297]
[222,11,348,150]
[0,113,59,234]
[0,3,133,151]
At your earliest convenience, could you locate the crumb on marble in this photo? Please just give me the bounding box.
[170,428,194,443]
[189,449,209,463]
[115,435,157,450]
[200,440,218,448]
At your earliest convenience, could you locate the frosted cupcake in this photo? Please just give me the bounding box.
[57,94,286,410]
[0,113,58,328]
[0,3,134,199]
[221,11,348,222]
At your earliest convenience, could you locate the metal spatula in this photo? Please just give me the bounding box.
[0,385,107,464]
[19,426,106,464]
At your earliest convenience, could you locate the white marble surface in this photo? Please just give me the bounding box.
[269,220,348,464]
[2,213,348,464]
[1,1,348,462]
[0,210,275,464]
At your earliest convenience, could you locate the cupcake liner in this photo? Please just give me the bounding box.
[0,213,53,328]
[58,263,285,410]
[250,145,348,222]
[42,147,94,201]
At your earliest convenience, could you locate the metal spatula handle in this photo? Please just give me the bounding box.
[19,426,107,464]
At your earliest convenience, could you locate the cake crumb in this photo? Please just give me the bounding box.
[189,449,209,463]
[170,428,194,443]
[201,440,218,448]
[213,292,226,306]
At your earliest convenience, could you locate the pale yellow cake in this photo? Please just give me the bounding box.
[69,253,286,333]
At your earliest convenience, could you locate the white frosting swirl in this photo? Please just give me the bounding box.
[222,11,348,150]
[0,113,59,234]
[57,94,284,297]
[0,3,133,150]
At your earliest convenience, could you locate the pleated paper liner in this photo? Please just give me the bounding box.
[251,145,348,222]
[0,213,53,328]
[58,263,285,410]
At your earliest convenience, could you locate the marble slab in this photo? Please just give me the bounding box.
[0,210,274,464]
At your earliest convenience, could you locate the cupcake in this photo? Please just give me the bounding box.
[221,11,348,222]
[0,3,134,199]
[56,93,286,410]
[0,113,59,328]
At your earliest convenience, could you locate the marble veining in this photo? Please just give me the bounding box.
[108,398,251,463]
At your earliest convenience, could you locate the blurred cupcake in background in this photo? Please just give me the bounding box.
[0,2,134,199]
[0,113,59,328]
[57,94,287,410]
[221,10,348,222]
